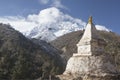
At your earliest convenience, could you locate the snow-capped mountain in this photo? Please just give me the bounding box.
[0,7,110,42]
[26,7,86,41]
[26,7,110,42]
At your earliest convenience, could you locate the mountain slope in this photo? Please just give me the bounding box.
[50,30,83,61]
[50,30,120,70]
[0,23,65,80]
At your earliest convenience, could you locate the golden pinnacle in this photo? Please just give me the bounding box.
[88,16,92,24]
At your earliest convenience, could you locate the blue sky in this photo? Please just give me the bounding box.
[0,0,120,34]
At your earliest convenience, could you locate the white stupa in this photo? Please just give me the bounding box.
[61,17,119,78]
[73,16,106,56]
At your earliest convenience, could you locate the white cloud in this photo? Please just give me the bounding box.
[39,0,50,4]
[28,7,62,24]
[38,0,67,9]
[95,25,110,32]
[51,0,67,9]
[0,16,36,32]
[0,7,72,33]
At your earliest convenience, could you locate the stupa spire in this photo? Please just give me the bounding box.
[88,16,93,24]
